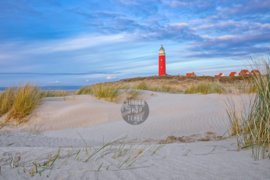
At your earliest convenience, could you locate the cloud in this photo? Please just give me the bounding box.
[182,50,247,58]
[187,33,270,51]
[0,34,127,56]
[163,0,216,13]
[48,80,59,83]
[195,22,270,34]
[106,76,117,80]
[218,0,270,16]
[134,23,202,42]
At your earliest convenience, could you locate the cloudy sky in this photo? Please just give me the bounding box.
[0,0,270,87]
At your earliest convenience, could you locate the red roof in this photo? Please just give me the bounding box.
[251,70,260,74]
[229,72,236,76]
[214,73,223,77]
[240,70,250,74]
[186,72,195,76]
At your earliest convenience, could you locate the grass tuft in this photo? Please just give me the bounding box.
[185,82,228,94]
[0,87,15,116]
[41,90,67,97]
[0,83,68,125]
[76,83,122,102]
[224,54,270,160]
[125,88,141,98]
[136,81,148,90]
[5,83,42,122]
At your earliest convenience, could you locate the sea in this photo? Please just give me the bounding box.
[0,86,82,91]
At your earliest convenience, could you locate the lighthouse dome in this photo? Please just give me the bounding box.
[159,45,165,55]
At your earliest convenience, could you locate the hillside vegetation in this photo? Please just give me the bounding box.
[77,75,257,95]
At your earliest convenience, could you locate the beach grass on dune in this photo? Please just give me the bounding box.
[41,90,67,97]
[185,82,228,94]
[76,86,94,95]
[224,54,270,160]
[136,81,148,90]
[0,87,15,116]
[125,88,141,98]
[0,83,68,124]
[136,81,184,93]
[76,83,122,102]
[95,83,121,101]
[77,78,259,97]
[135,80,258,94]
[233,82,258,93]
[5,83,43,122]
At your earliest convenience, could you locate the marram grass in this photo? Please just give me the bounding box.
[125,88,141,98]
[76,83,122,102]
[6,83,42,122]
[0,83,68,125]
[1,131,165,179]
[41,90,67,97]
[0,87,15,116]
[224,55,270,160]
[136,81,183,93]
[77,80,259,98]
[185,82,228,94]
[233,82,258,93]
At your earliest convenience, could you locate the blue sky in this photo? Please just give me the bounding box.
[0,0,270,86]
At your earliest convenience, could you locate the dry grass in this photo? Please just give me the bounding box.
[185,82,227,94]
[224,54,270,160]
[121,74,253,83]
[124,88,141,99]
[76,83,122,102]
[77,83,145,102]
[1,133,165,179]
[5,83,42,122]
[0,83,68,125]
[136,81,184,93]
[77,79,259,97]
[94,83,121,102]
[136,81,148,90]
[41,90,67,97]
[76,86,93,95]
[232,82,258,93]
[0,87,15,116]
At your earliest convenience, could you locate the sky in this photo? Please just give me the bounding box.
[0,0,270,87]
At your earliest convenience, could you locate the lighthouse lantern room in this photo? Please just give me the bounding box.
[159,45,166,76]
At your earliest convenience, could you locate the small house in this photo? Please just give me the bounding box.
[251,70,260,75]
[229,72,239,77]
[214,73,225,77]
[239,70,250,76]
[186,72,196,77]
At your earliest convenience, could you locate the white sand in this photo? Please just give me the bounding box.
[0,91,269,180]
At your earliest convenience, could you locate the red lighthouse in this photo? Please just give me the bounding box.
[159,45,166,76]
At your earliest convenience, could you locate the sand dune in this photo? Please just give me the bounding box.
[0,91,269,180]
[24,92,229,140]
